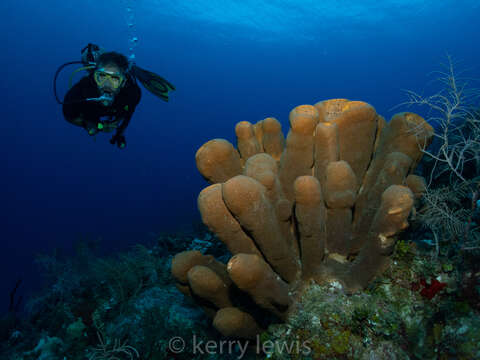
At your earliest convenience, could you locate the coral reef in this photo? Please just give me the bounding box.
[0,230,232,360]
[3,229,478,359]
[172,99,434,338]
[262,241,480,359]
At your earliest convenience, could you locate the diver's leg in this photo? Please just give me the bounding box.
[102,119,120,133]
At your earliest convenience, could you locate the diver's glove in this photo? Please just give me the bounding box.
[110,133,126,149]
[85,121,104,136]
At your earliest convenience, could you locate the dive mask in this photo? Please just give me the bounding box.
[93,68,126,90]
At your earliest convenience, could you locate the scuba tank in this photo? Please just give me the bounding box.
[81,43,104,68]
[53,44,105,105]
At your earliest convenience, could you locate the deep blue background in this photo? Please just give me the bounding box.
[1,0,479,311]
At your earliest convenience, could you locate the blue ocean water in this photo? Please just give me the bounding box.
[1,0,479,312]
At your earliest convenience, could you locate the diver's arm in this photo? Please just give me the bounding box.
[64,110,100,132]
[63,86,84,124]
[63,78,99,130]
[63,110,98,130]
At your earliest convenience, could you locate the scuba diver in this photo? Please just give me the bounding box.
[55,43,175,149]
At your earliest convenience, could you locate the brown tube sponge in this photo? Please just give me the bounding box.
[198,184,261,256]
[262,117,285,161]
[345,185,414,292]
[323,161,357,256]
[355,112,434,222]
[252,120,264,150]
[294,176,326,278]
[315,100,377,185]
[279,105,319,201]
[187,265,232,309]
[406,174,427,199]
[352,152,413,253]
[213,307,263,339]
[314,122,339,186]
[324,161,357,208]
[222,175,299,282]
[173,98,434,339]
[195,139,242,184]
[171,251,228,287]
[227,254,292,319]
[235,121,261,162]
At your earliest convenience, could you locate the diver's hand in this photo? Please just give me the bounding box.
[110,134,126,149]
[85,121,102,136]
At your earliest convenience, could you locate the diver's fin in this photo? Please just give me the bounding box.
[132,65,175,102]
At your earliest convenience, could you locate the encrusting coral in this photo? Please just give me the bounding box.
[171,99,434,339]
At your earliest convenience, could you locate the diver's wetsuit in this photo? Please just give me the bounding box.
[63,75,141,136]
